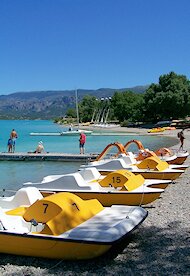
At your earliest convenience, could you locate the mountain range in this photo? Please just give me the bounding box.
[0,85,149,119]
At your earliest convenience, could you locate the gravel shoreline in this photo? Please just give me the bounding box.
[0,128,189,276]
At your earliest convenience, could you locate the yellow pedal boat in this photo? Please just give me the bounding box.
[124,139,189,166]
[147,127,165,133]
[91,141,187,172]
[154,148,189,165]
[0,187,148,260]
[81,154,184,180]
[24,169,165,206]
[80,143,183,180]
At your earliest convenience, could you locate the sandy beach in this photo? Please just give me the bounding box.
[0,126,189,276]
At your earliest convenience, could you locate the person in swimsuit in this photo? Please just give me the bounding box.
[7,138,13,153]
[10,129,18,152]
[178,129,185,151]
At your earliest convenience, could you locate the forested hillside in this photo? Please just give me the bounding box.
[1,72,189,124]
[0,86,148,119]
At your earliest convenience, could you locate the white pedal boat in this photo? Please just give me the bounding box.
[24,168,165,206]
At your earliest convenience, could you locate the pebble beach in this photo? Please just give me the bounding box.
[0,127,189,276]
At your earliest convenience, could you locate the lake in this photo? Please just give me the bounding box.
[0,120,177,193]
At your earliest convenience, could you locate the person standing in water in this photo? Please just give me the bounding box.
[10,129,18,152]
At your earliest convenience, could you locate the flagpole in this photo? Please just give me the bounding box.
[75,89,80,130]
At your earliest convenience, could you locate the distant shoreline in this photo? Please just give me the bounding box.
[77,123,180,142]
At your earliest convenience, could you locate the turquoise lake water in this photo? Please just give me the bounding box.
[0,120,178,193]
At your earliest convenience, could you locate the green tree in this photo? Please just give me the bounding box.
[111,91,144,123]
[66,108,76,118]
[143,72,190,122]
[79,95,99,122]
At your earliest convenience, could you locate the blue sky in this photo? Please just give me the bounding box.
[0,0,190,95]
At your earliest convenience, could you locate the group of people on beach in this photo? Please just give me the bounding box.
[7,129,87,154]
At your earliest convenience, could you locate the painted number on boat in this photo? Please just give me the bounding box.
[112,176,121,183]
[43,203,49,213]
[72,202,80,211]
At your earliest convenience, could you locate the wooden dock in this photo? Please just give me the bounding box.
[0,152,98,162]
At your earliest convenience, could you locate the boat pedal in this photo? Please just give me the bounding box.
[30,218,38,226]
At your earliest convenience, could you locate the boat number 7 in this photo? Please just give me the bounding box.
[112,176,121,183]
[72,202,80,211]
[43,203,49,213]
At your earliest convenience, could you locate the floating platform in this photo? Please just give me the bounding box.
[0,152,98,162]
[30,132,137,136]
[30,130,92,136]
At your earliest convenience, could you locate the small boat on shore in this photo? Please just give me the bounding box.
[147,127,165,133]
[24,169,165,205]
[154,148,189,165]
[81,155,184,180]
[0,187,147,260]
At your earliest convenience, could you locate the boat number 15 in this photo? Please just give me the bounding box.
[112,176,121,183]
